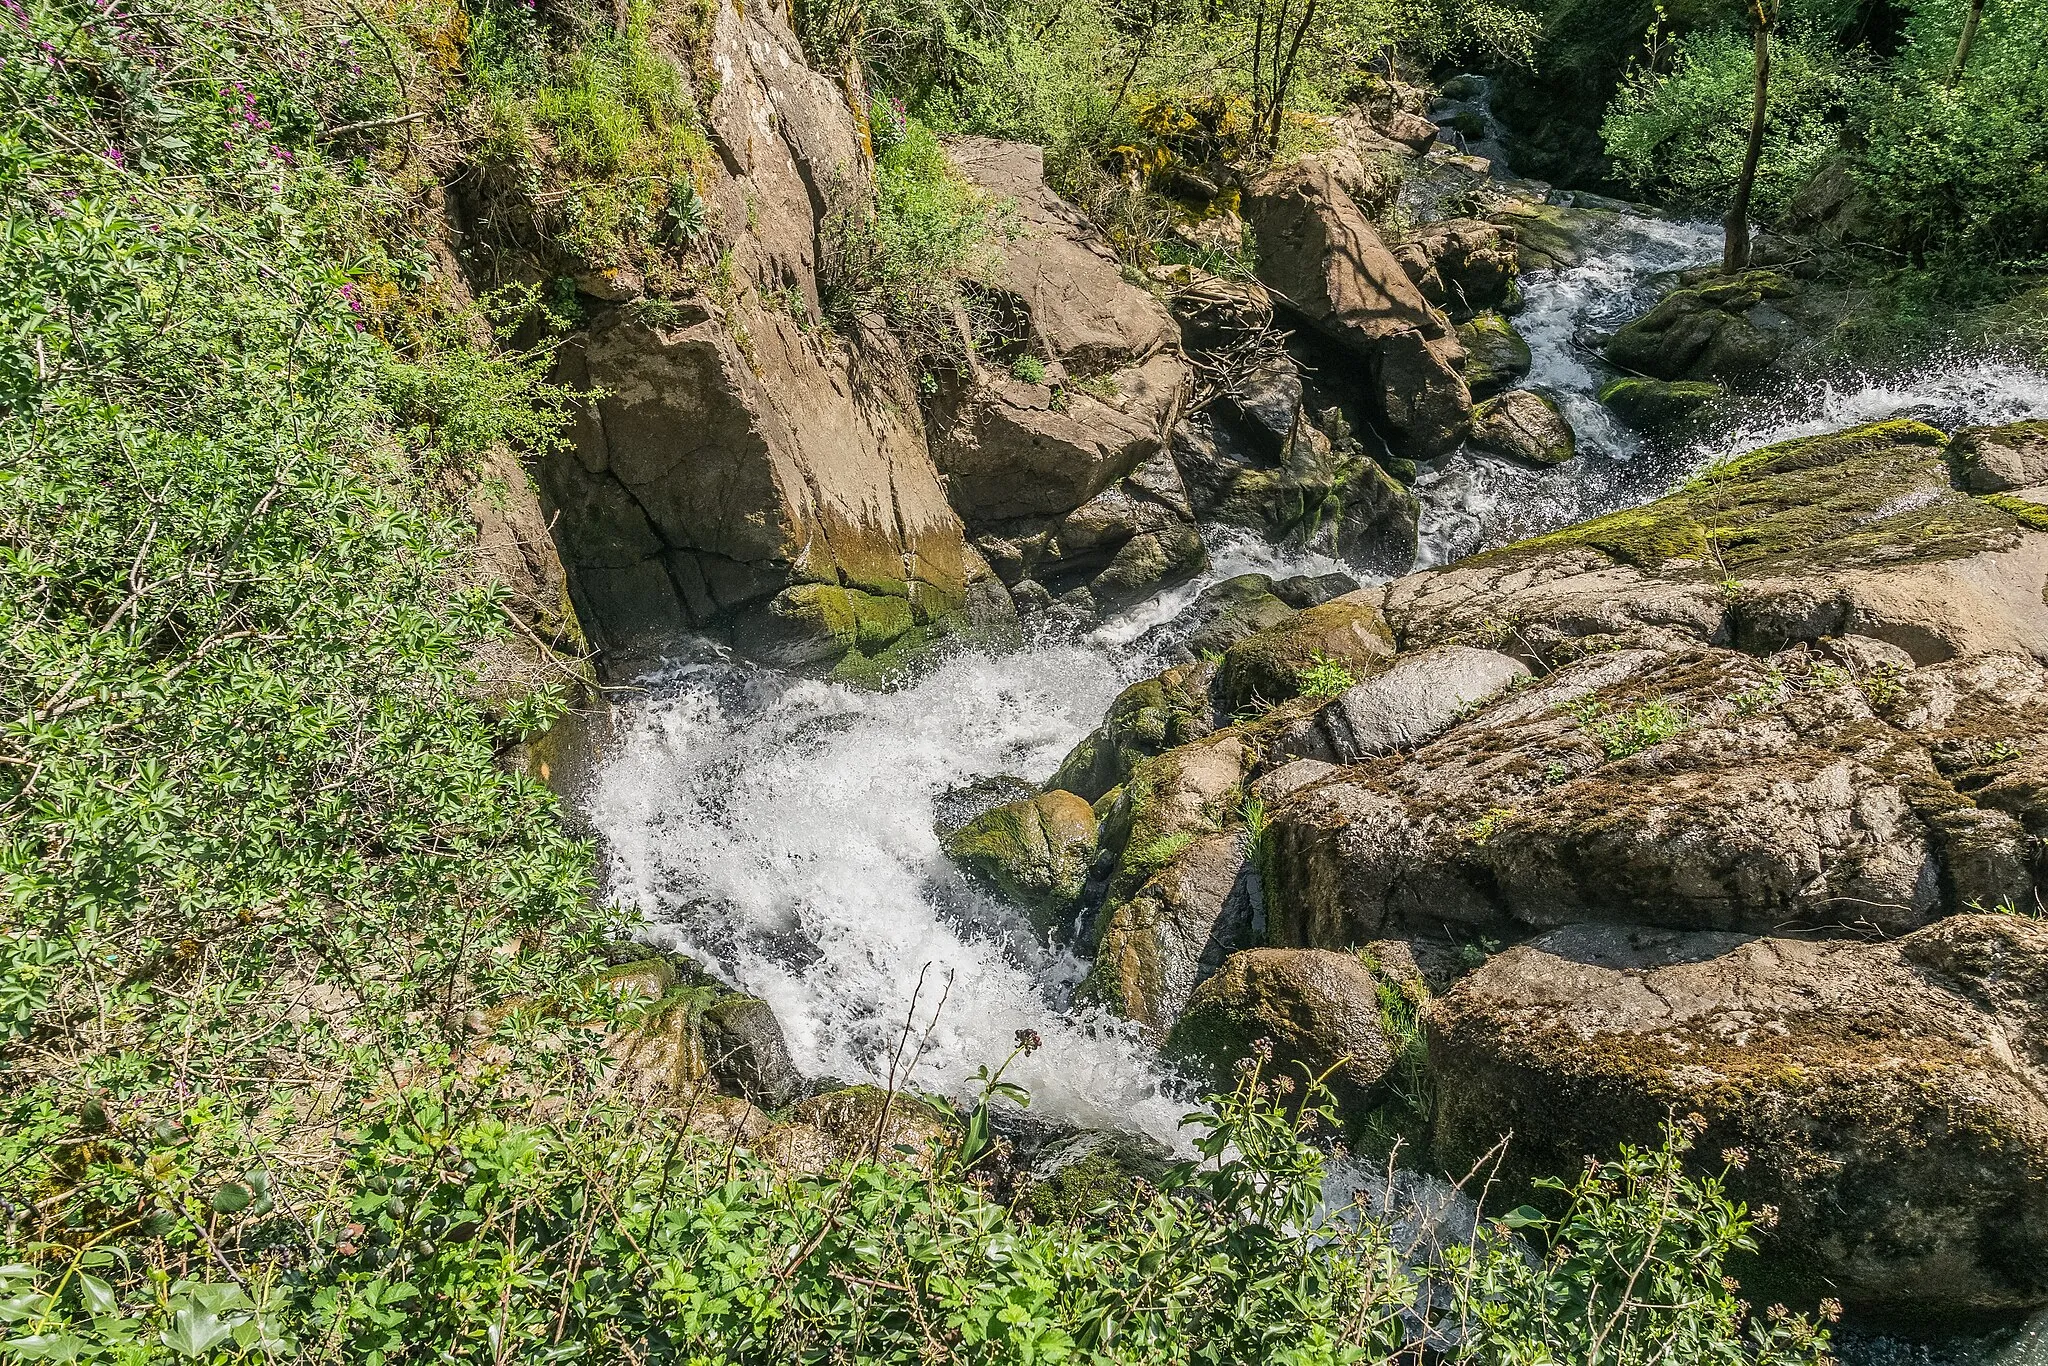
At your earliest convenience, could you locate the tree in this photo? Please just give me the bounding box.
[1723,0,1779,271]
[1248,0,1321,148]
[1947,0,1989,83]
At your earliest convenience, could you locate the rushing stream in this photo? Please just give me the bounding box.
[576,116,2048,1358]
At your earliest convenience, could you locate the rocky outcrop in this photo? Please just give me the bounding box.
[537,0,999,673]
[934,139,1198,619]
[1277,646,1530,764]
[1050,660,1219,802]
[1385,420,2048,667]
[1471,389,1574,467]
[1241,159,1472,458]
[1265,642,2048,946]
[943,790,1099,932]
[1430,917,2048,1318]
[1167,947,1398,1115]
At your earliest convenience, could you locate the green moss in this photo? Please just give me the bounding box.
[1474,419,2012,578]
[1978,492,2048,531]
[1597,376,1722,427]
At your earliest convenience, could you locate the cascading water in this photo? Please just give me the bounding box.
[584,533,1349,1147]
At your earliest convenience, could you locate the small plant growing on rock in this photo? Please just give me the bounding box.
[1011,354,1049,384]
[1296,652,1358,700]
[1859,662,1906,709]
[1462,806,1517,845]
[1589,700,1688,759]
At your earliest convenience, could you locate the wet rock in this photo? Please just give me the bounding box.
[1393,218,1519,320]
[1950,419,2048,493]
[1273,572,1361,609]
[1049,661,1220,803]
[760,1086,954,1173]
[1241,158,1472,457]
[1597,376,1723,428]
[933,774,1038,838]
[1175,575,1299,658]
[1214,589,1397,714]
[1604,269,1801,383]
[699,995,802,1108]
[1430,916,2048,1318]
[1471,389,1575,467]
[943,791,1100,932]
[1166,947,1398,1116]
[1456,313,1531,400]
[1488,200,1616,273]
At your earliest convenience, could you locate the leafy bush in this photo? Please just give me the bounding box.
[1602,23,1865,222]
[1297,652,1360,699]
[822,118,1008,369]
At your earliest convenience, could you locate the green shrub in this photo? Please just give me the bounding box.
[1602,23,1865,223]
[1296,651,1359,700]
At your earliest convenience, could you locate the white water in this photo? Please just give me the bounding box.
[584,533,1346,1147]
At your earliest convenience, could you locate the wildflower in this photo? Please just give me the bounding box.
[1251,1036,1273,1062]
[1819,1298,1843,1323]
[1014,1028,1041,1056]
[1720,1146,1749,1170]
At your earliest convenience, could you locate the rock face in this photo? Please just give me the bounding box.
[1321,646,1530,760]
[1385,420,2048,668]
[943,790,1099,932]
[1241,159,1472,458]
[1167,948,1398,1115]
[1604,269,1801,383]
[1430,917,2048,1318]
[1393,218,1519,320]
[698,995,802,1108]
[1266,642,2048,947]
[537,1,996,673]
[1471,389,1574,466]
[936,139,1198,618]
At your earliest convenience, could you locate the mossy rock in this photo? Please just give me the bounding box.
[1949,419,2048,493]
[1049,662,1218,802]
[1472,389,1574,467]
[1457,312,1532,400]
[1179,574,1299,658]
[942,790,1099,933]
[1597,376,1722,428]
[758,1085,954,1172]
[1214,591,1396,714]
[1603,269,1799,382]
[1023,1129,1175,1226]
[1477,419,2021,578]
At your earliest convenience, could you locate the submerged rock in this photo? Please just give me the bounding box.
[1430,916,2048,1319]
[1597,375,1723,428]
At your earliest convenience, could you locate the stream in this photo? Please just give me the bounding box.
[576,120,2048,1360]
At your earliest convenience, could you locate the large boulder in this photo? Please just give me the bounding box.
[537,2,999,673]
[1471,388,1575,467]
[1384,420,2048,668]
[1264,643,2047,947]
[1597,376,1722,429]
[1214,589,1397,713]
[1604,269,1801,384]
[1950,419,2048,493]
[1166,947,1399,1116]
[943,790,1100,933]
[1310,645,1530,762]
[1241,158,1472,458]
[698,994,802,1108]
[1429,917,2048,1318]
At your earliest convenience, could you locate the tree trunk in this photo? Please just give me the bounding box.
[1948,0,1987,84]
[1723,15,1772,272]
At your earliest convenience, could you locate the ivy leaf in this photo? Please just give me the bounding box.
[1,1335,91,1362]
[161,1306,233,1357]
[75,1274,115,1316]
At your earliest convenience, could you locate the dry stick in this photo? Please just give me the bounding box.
[316,110,428,141]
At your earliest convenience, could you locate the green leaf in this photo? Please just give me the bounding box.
[161,1306,233,1357]
[0,1335,90,1363]
[1502,1205,1549,1230]
[210,1181,252,1215]
[75,1275,114,1317]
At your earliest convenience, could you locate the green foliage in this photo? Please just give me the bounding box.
[469,0,717,276]
[1580,699,1690,758]
[823,118,1006,368]
[1602,22,1864,221]
[1295,652,1358,700]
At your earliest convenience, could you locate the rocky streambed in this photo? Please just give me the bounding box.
[531,6,2048,1348]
